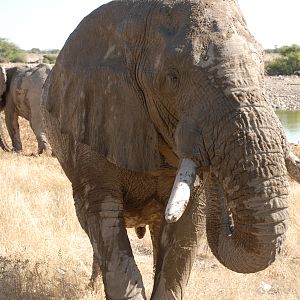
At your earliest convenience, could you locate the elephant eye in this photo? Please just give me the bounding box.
[167,73,178,83]
[165,69,179,89]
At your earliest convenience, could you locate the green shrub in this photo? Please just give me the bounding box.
[43,54,57,64]
[266,45,300,75]
[0,38,26,63]
[30,48,41,53]
[275,44,300,56]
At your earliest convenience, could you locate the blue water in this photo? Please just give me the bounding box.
[276,110,300,144]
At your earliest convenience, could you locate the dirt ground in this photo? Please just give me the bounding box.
[265,75,300,110]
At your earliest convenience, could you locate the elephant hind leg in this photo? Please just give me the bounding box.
[30,116,50,154]
[5,102,22,152]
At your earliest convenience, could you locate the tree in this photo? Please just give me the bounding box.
[266,45,300,76]
[0,38,26,63]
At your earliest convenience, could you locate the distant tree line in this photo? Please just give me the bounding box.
[0,37,59,64]
[265,44,300,76]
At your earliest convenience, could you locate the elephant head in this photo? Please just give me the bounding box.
[43,0,300,278]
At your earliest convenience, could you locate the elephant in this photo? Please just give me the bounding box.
[0,64,51,154]
[0,68,10,151]
[41,0,300,299]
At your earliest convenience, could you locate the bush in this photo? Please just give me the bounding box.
[0,38,26,63]
[30,48,41,53]
[275,44,300,56]
[43,54,57,64]
[266,45,300,75]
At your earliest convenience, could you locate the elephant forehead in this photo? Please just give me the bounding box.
[123,0,261,67]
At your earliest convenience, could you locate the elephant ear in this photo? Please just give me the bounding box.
[44,2,160,172]
[0,66,6,96]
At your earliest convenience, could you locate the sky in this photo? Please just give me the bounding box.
[0,0,299,50]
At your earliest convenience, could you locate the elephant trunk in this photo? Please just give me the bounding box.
[205,107,289,273]
[206,172,288,273]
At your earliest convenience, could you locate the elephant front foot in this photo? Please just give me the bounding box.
[37,143,52,155]
[12,142,22,154]
[87,254,103,291]
[12,147,22,154]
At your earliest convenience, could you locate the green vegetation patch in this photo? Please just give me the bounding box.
[266,45,300,76]
[0,38,26,63]
[43,54,57,64]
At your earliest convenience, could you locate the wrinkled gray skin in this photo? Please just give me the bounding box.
[0,64,51,154]
[42,1,300,299]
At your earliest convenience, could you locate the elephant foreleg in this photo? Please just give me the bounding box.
[73,143,147,299]
[5,102,22,152]
[89,253,102,290]
[151,186,206,300]
[74,193,103,290]
[74,190,146,299]
[86,196,146,300]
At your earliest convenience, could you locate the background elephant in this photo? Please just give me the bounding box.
[0,119,10,152]
[42,0,300,299]
[0,67,10,151]
[0,64,51,154]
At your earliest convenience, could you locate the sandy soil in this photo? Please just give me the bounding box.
[266,75,300,110]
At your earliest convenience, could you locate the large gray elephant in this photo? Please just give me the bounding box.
[41,0,300,299]
[0,64,51,154]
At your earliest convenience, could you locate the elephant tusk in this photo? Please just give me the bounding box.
[165,158,197,223]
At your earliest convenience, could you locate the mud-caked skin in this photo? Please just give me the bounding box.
[0,64,51,154]
[42,1,300,299]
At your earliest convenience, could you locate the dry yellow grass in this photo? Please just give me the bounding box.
[0,115,299,299]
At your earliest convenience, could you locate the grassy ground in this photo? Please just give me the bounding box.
[0,116,299,299]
